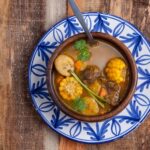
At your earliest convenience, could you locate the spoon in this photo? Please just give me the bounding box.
[68,0,98,45]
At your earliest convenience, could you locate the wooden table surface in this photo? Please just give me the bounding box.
[0,0,150,149]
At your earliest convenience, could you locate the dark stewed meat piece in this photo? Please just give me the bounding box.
[104,81,121,106]
[82,65,100,83]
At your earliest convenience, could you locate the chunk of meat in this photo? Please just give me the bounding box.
[82,65,100,83]
[99,87,107,97]
[104,81,121,106]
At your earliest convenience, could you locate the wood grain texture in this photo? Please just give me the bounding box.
[67,0,111,16]
[0,1,10,149]
[45,0,67,30]
[132,0,150,41]
[2,0,46,149]
[0,0,150,150]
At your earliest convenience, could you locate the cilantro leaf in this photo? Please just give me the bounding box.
[74,40,91,61]
[77,50,91,61]
[72,97,87,112]
[74,40,87,51]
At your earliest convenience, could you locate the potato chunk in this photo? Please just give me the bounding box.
[55,54,74,76]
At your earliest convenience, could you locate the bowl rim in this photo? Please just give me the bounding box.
[46,32,138,122]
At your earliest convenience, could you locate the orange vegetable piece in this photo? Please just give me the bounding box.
[75,60,86,72]
[99,87,107,97]
[55,75,64,84]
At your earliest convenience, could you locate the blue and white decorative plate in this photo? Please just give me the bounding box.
[28,12,150,144]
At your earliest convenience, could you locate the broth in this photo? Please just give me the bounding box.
[53,39,129,116]
[63,40,122,70]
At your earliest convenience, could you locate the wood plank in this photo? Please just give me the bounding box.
[131,0,150,40]
[67,0,111,16]
[59,137,86,150]
[45,0,67,30]
[0,0,10,149]
[109,0,133,22]
[2,0,46,149]
[44,1,68,150]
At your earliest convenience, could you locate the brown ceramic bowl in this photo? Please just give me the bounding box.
[47,32,137,122]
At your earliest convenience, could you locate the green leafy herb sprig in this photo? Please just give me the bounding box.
[74,40,91,61]
[73,97,87,112]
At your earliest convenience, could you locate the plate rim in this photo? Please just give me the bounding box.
[28,12,150,144]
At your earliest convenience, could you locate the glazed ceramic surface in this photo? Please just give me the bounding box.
[28,12,150,144]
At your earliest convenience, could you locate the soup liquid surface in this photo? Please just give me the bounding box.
[63,40,122,70]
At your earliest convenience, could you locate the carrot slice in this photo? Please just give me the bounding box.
[99,87,107,97]
[75,60,86,72]
[55,75,64,84]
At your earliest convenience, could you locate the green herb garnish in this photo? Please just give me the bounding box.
[74,39,87,51]
[74,40,91,61]
[73,97,87,112]
[77,50,91,61]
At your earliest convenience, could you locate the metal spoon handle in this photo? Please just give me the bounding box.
[68,0,94,42]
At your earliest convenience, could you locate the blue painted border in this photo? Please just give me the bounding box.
[28,12,150,144]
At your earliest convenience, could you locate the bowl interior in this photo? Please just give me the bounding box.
[47,32,137,122]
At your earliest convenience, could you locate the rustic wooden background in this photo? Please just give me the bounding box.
[0,0,150,149]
